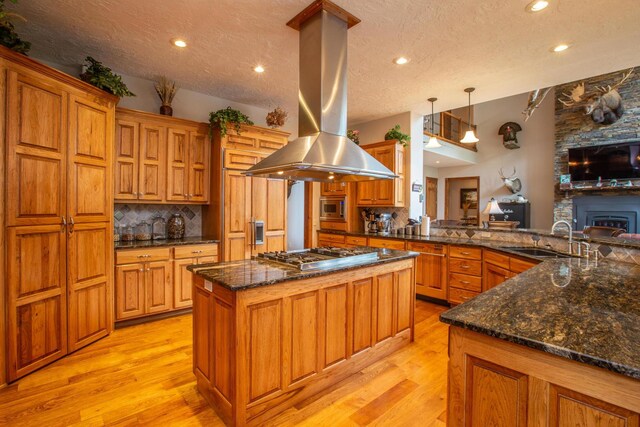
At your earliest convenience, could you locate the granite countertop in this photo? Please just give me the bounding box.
[440,258,640,379]
[115,236,219,250]
[187,248,418,291]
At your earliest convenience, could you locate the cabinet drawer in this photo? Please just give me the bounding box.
[407,242,446,253]
[256,135,287,152]
[449,273,482,292]
[174,244,218,260]
[320,221,347,231]
[484,250,510,269]
[510,257,539,274]
[225,133,257,150]
[317,233,346,244]
[224,149,262,170]
[116,247,171,265]
[345,236,367,246]
[449,258,482,276]
[368,238,405,250]
[449,245,482,260]
[449,287,480,305]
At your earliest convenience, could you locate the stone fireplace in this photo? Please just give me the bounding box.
[573,196,639,233]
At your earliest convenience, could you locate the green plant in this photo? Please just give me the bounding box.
[0,0,30,54]
[209,107,254,137]
[79,56,135,97]
[347,129,360,145]
[384,124,410,147]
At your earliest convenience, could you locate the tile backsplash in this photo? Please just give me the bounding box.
[114,204,202,237]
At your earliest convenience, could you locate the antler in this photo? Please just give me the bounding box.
[498,167,516,179]
[597,67,635,94]
[559,82,585,107]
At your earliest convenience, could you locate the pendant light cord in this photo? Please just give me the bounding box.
[468,91,472,131]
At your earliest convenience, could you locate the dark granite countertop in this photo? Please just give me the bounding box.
[115,236,219,250]
[187,248,418,291]
[440,258,640,379]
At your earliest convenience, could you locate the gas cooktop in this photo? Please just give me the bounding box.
[257,247,379,270]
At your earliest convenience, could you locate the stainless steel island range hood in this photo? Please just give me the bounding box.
[243,0,396,182]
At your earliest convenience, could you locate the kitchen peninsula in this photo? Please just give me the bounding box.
[187,248,418,426]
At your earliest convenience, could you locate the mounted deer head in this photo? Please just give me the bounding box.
[499,167,522,194]
[559,68,634,125]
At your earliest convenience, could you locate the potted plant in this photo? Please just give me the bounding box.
[265,106,287,129]
[80,56,135,97]
[347,129,360,145]
[384,124,410,147]
[0,0,30,54]
[154,76,178,116]
[209,107,253,137]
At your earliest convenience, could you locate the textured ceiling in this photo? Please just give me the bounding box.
[11,0,640,124]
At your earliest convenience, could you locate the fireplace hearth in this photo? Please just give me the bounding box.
[573,196,640,233]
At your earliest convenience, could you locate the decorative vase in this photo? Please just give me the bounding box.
[160,105,173,116]
[167,213,185,239]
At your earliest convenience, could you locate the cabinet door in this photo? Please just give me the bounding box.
[188,130,209,203]
[7,225,68,381]
[252,177,287,255]
[373,147,395,205]
[115,263,145,320]
[138,123,165,202]
[146,260,173,314]
[484,263,511,291]
[174,257,195,309]
[68,94,113,223]
[356,180,375,205]
[6,70,67,226]
[67,222,111,351]
[321,182,346,196]
[422,245,448,300]
[394,147,405,207]
[224,170,252,261]
[114,119,139,200]
[167,127,189,201]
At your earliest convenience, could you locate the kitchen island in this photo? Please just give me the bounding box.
[187,248,418,426]
[440,258,640,425]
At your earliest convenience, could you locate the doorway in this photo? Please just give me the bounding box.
[425,177,438,219]
[444,176,480,226]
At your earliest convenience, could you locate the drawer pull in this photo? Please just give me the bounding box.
[461,251,471,255]
[460,280,470,285]
[461,296,471,301]
[423,252,446,258]
[460,265,470,269]
[139,268,144,272]
[137,254,151,258]
[192,250,204,254]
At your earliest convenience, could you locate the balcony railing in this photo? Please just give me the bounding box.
[424,111,478,152]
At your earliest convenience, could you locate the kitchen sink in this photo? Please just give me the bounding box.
[501,247,571,258]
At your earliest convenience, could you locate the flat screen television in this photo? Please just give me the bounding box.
[568,141,640,181]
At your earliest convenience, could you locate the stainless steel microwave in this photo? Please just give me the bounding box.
[320,197,346,220]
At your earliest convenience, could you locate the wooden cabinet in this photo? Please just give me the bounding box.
[115,108,210,204]
[484,263,512,291]
[448,245,482,304]
[407,242,448,300]
[368,238,406,250]
[483,250,539,291]
[3,50,117,382]
[115,243,218,321]
[320,182,347,196]
[204,125,289,261]
[447,326,640,427]
[317,232,347,248]
[356,140,405,207]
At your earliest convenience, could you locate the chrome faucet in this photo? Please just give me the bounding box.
[551,220,574,255]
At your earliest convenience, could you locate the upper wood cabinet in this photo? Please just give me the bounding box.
[321,182,347,197]
[356,140,405,207]
[114,108,210,204]
[2,48,117,382]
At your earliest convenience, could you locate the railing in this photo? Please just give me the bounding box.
[424,111,478,152]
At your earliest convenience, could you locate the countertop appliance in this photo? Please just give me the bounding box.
[257,247,379,270]
[320,197,346,220]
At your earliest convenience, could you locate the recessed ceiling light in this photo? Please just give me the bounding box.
[436,160,440,164]
[552,44,570,52]
[254,65,265,73]
[526,0,549,12]
[393,57,410,65]
[277,171,284,175]
[172,39,187,48]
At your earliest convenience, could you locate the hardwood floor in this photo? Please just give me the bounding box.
[0,301,449,426]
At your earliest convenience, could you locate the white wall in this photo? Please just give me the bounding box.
[434,92,555,229]
[39,58,305,249]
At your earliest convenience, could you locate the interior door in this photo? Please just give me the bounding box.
[114,119,139,201]
[224,170,252,261]
[167,127,189,201]
[138,123,165,202]
[67,94,113,223]
[7,225,68,381]
[6,69,68,226]
[188,130,209,203]
[67,222,111,351]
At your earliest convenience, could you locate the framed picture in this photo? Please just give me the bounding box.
[460,188,478,209]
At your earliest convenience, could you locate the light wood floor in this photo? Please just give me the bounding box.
[0,301,449,427]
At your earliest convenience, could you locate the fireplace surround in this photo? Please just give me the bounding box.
[573,196,640,233]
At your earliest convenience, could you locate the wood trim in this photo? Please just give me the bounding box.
[116,107,208,130]
[0,55,5,387]
[286,0,361,30]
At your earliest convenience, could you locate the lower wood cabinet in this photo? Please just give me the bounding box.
[407,242,448,300]
[483,250,539,292]
[115,243,218,322]
[447,326,640,426]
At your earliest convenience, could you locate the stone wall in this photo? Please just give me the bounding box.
[554,66,640,223]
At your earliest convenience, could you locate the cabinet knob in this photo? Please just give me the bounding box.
[140,192,145,196]
[146,268,150,272]
[133,192,138,196]
[139,268,144,272]
[183,194,188,198]
[189,194,193,198]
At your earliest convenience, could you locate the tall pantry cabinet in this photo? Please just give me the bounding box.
[0,47,116,383]
[203,125,289,261]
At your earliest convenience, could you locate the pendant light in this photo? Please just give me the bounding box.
[424,97,442,148]
[460,87,479,144]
